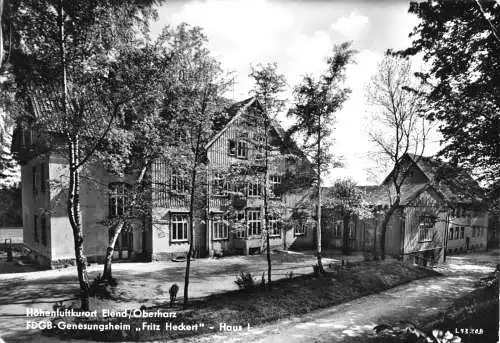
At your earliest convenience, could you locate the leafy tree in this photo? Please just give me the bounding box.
[248,62,286,286]
[288,42,355,273]
[396,0,500,185]
[366,55,432,260]
[95,42,172,282]
[6,0,162,310]
[158,24,230,307]
[323,178,370,254]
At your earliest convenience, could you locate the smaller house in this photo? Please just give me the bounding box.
[322,153,488,265]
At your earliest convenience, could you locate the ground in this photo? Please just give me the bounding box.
[168,250,499,343]
[0,249,357,342]
[0,250,497,343]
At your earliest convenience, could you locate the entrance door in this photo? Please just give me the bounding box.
[194,223,207,258]
[114,231,133,260]
[466,237,470,250]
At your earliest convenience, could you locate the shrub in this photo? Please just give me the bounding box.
[89,273,118,299]
[476,264,499,290]
[234,272,255,290]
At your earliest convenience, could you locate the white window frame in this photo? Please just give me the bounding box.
[234,211,246,239]
[171,173,187,194]
[171,214,189,242]
[213,215,229,240]
[294,222,306,236]
[334,220,343,237]
[228,139,237,156]
[109,183,128,218]
[348,221,355,239]
[268,217,281,237]
[247,209,261,237]
[269,175,282,198]
[247,182,261,197]
[418,215,434,242]
[212,173,229,196]
[237,140,248,159]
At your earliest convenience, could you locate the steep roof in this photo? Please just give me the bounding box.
[405,153,485,204]
[359,183,432,207]
[205,97,302,157]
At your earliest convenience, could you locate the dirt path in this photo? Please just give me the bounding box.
[170,250,499,343]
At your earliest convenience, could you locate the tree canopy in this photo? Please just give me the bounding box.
[397,0,500,185]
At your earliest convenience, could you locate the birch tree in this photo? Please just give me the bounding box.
[248,62,286,286]
[288,42,355,273]
[6,0,162,310]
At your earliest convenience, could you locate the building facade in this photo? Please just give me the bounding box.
[14,97,316,268]
[322,154,489,265]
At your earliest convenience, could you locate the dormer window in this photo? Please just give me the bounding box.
[237,141,248,159]
[228,139,248,159]
[228,139,236,156]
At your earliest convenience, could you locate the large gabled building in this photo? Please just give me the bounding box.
[322,153,489,265]
[13,96,316,268]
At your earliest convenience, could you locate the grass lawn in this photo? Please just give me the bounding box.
[43,260,440,342]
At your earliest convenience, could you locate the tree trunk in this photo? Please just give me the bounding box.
[342,215,350,254]
[103,221,125,281]
[379,198,400,260]
[67,142,90,310]
[263,117,271,287]
[316,115,324,274]
[184,163,198,308]
[102,166,147,280]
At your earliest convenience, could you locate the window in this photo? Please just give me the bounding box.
[334,220,343,237]
[171,214,189,242]
[237,141,248,159]
[418,215,434,242]
[268,216,281,237]
[460,227,465,239]
[212,173,229,196]
[34,215,39,243]
[234,211,246,238]
[449,227,454,240]
[213,215,229,240]
[472,226,476,237]
[32,165,39,196]
[41,216,47,246]
[454,227,460,240]
[40,163,46,193]
[247,182,261,197]
[348,221,355,239]
[170,172,187,194]
[228,139,236,156]
[109,183,128,218]
[294,222,306,236]
[247,209,261,236]
[269,175,282,198]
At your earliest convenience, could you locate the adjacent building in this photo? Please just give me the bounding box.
[322,153,489,265]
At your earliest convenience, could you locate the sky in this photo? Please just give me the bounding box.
[149,0,442,186]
